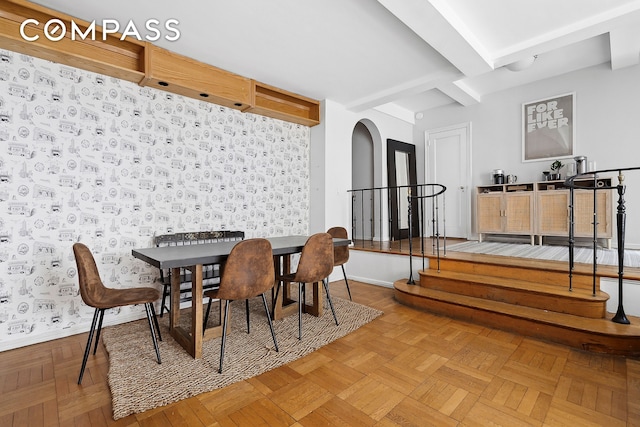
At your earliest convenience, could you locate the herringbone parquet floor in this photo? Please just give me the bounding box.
[1,281,639,426]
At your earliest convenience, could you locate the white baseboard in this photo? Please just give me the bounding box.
[346,276,394,288]
[0,310,147,353]
[599,277,640,317]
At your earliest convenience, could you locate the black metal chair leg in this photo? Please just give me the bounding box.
[92,309,105,355]
[78,308,100,385]
[160,284,170,317]
[341,265,352,301]
[245,299,250,333]
[218,300,230,373]
[298,283,304,340]
[144,303,161,364]
[323,279,339,326]
[272,281,281,313]
[261,294,279,352]
[302,282,307,313]
[149,303,162,341]
[204,297,213,332]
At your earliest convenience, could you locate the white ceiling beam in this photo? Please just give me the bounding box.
[437,80,480,107]
[374,104,416,125]
[376,0,492,77]
[610,27,640,70]
[345,67,462,112]
[493,7,640,68]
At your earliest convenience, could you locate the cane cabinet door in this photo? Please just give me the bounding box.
[477,193,503,234]
[537,190,570,236]
[574,190,612,237]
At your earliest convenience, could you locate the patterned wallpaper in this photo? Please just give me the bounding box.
[0,49,310,350]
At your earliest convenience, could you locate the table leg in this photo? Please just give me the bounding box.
[168,264,205,359]
[272,255,298,320]
[282,255,294,305]
[190,265,203,359]
[169,268,180,333]
[305,282,323,316]
[202,298,228,342]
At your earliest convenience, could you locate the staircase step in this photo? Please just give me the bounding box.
[419,269,608,318]
[430,254,598,291]
[394,280,640,357]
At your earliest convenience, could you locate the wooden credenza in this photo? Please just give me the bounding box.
[477,183,536,244]
[476,178,613,247]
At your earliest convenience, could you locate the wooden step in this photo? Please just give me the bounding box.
[394,280,640,357]
[430,254,598,291]
[419,269,608,318]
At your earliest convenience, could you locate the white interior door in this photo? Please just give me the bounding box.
[425,123,471,239]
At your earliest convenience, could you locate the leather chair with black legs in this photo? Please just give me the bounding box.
[327,226,352,300]
[73,243,162,385]
[273,233,338,340]
[203,238,278,373]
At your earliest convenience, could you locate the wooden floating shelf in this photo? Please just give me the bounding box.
[0,0,321,126]
[141,44,252,111]
[0,0,145,83]
[248,81,320,127]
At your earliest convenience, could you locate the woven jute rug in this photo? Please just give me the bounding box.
[102,296,382,420]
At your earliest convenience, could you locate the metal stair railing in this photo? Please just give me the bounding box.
[565,166,640,325]
[407,184,447,284]
[347,183,447,283]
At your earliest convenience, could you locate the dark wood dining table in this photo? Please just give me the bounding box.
[132,235,350,358]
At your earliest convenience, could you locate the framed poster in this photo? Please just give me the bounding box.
[522,92,575,162]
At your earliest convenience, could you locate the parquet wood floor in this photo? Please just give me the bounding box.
[1,281,639,426]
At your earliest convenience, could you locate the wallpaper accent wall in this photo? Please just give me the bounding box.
[0,49,310,350]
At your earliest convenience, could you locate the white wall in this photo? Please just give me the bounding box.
[310,100,415,283]
[310,100,413,233]
[414,62,640,246]
[347,250,426,288]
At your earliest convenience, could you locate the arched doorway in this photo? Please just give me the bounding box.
[351,120,383,241]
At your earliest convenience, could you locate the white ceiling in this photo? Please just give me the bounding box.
[29,0,640,120]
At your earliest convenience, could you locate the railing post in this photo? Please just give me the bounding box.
[351,191,356,247]
[612,171,629,324]
[360,190,365,247]
[377,188,382,250]
[407,188,414,284]
[420,186,426,271]
[434,191,441,272]
[387,188,392,244]
[442,191,447,255]
[568,185,574,291]
[591,178,598,296]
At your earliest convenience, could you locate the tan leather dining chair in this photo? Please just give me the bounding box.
[327,226,352,300]
[73,243,162,384]
[274,233,338,340]
[203,238,278,373]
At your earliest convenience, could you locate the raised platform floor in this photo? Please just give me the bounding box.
[352,239,640,357]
